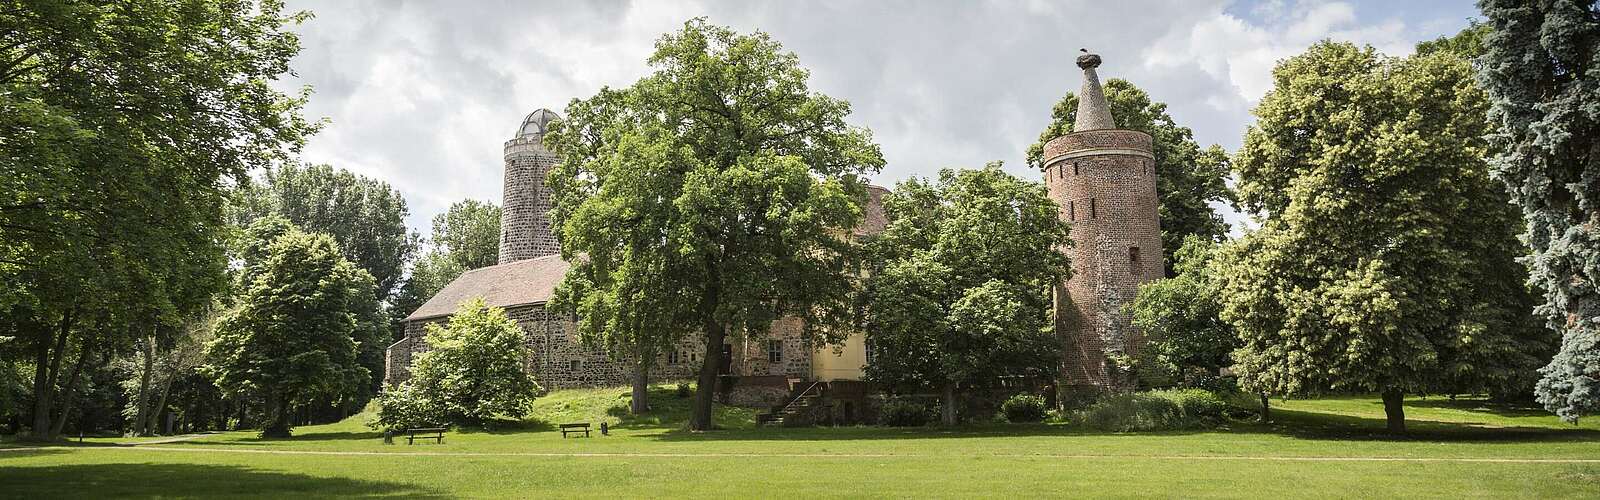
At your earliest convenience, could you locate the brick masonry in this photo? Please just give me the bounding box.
[1043,128,1164,389]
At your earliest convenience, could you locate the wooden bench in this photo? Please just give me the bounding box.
[405,427,447,445]
[559,422,591,438]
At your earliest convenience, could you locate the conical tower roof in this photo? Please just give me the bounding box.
[1073,50,1115,131]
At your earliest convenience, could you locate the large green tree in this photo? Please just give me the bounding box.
[1478,0,1600,423]
[205,220,372,437]
[1028,79,1233,271]
[0,0,314,440]
[1128,236,1237,388]
[235,163,419,301]
[429,200,501,270]
[863,164,1069,425]
[545,19,884,430]
[1218,41,1551,433]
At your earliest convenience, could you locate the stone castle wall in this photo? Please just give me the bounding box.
[1043,129,1164,388]
[499,136,561,263]
[388,304,816,389]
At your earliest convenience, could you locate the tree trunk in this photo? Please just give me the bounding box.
[131,336,156,436]
[50,337,96,437]
[941,383,958,426]
[28,311,72,440]
[1382,389,1406,434]
[262,391,291,438]
[148,367,179,436]
[689,272,723,432]
[1258,392,1271,423]
[690,320,725,431]
[631,357,652,415]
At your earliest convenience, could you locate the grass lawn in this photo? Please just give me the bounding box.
[3,387,1597,498]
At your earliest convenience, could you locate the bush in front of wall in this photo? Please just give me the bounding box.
[1001,394,1049,423]
[879,398,933,427]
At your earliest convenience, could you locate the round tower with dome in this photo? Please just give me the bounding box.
[499,108,563,263]
[1042,51,1164,391]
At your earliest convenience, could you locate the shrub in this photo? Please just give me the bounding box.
[1001,394,1048,423]
[1078,389,1227,431]
[676,383,692,399]
[879,398,932,427]
[370,299,541,430]
[370,385,445,432]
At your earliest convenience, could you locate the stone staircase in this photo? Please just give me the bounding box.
[756,381,823,427]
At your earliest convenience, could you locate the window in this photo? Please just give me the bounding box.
[1129,246,1141,269]
[569,360,580,371]
[768,340,783,363]
[1090,198,1097,219]
[668,351,679,364]
[864,338,875,366]
[1068,201,1075,221]
[1073,163,1080,176]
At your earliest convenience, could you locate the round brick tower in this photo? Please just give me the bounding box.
[1042,52,1163,391]
[499,108,563,264]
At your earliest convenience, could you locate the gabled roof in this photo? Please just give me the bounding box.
[404,254,570,322]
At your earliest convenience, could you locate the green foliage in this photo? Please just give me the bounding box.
[0,0,314,439]
[234,163,419,300]
[429,200,501,271]
[205,223,373,437]
[1217,42,1552,430]
[1078,389,1227,432]
[1000,394,1048,423]
[1477,0,1600,423]
[878,398,933,427]
[374,299,541,430]
[544,19,885,430]
[1129,236,1238,388]
[1027,79,1234,270]
[863,165,1068,422]
[675,383,692,399]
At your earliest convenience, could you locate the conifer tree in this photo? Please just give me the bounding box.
[1477,0,1600,422]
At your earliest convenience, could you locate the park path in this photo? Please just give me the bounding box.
[4,445,1597,464]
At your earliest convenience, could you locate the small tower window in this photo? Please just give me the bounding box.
[1068,201,1075,221]
[1129,246,1141,269]
[1090,198,1098,219]
[1073,163,1080,176]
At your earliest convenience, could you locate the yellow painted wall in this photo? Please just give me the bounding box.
[812,331,867,381]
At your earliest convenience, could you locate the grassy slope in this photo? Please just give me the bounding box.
[2,388,1597,499]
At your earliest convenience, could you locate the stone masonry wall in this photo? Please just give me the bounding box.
[387,304,816,390]
[499,136,561,264]
[1043,129,1164,389]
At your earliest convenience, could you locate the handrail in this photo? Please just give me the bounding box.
[781,381,823,411]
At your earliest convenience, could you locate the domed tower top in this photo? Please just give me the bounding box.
[516,108,560,140]
[1073,49,1115,132]
[500,107,563,264]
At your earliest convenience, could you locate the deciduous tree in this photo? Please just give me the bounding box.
[0,0,314,440]
[205,222,371,437]
[863,165,1069,425]
[1219,41,1550,433]
[545,19,884,430]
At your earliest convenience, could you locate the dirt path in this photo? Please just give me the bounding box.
[4,445,1597,464]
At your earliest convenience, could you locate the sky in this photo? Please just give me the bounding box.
[275,0,1482,238]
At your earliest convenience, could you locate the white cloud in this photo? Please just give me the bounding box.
[276,0,1476,238]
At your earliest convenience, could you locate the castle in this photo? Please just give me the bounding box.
[385,52,1159,400]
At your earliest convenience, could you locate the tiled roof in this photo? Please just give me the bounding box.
[403,254,570,321]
